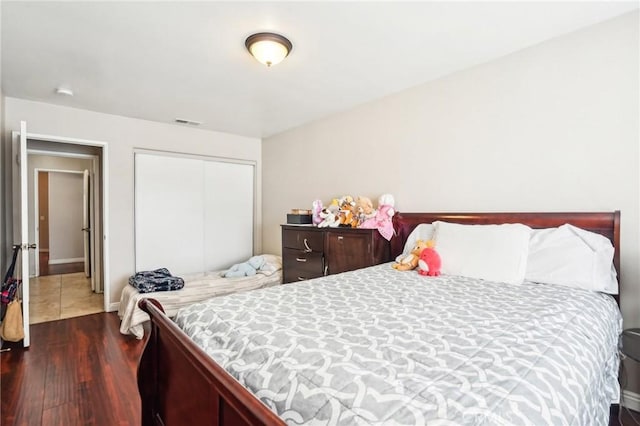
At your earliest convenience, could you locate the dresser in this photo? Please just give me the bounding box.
[281,225,390,284]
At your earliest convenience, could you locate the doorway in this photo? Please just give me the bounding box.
[30,165,102,324]
[12,122,110,347]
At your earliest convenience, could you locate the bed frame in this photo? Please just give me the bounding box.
[138,211,621,426]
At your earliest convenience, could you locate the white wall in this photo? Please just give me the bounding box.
[27,155,92,276]
[3,99,262,309]
[264,10,639,335]
[48,172,84,263]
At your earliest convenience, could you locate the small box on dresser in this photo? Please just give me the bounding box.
[281,225,390,284]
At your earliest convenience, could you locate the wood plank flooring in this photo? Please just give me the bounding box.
[1,312,639,425]
[1,313,146,425]
[39,252,84,276]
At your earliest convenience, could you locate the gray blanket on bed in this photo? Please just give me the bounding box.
[175,263,621,425]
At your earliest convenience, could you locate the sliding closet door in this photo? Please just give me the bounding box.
[135,154,204,274]
[135,152,255,275]
[203,161,254,271]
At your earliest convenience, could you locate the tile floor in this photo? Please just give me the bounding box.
[29,272,104,324]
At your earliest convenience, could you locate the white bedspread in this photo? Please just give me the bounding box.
[118,269,282,339]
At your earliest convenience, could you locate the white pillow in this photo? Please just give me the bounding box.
[433,221,532,285]
[401,224,435,255]
[526,224,618,294]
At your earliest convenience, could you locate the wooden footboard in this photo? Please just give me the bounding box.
[137,298,285,426]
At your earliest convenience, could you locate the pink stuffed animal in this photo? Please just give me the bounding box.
[359,194,396,241]
[312,199,323,225]
[417,241,441,276]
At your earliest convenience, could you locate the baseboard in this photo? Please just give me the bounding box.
[622,390,640,412]
[108,302,119,313]
[48,257,84,265]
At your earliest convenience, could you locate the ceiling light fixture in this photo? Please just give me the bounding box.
[245,32,292,67]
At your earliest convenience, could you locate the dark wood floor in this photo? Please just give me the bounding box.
[1,312,639,425]
[1,313,146,425]
[39,251,84,276]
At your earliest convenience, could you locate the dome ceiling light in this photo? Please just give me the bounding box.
[245,32,292,67]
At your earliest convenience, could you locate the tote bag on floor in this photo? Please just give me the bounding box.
[1,299,24,342]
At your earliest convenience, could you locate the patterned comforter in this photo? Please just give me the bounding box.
[175,263,622,425]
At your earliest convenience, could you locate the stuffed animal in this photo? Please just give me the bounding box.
[223,255,266,277]
[339,209,358,227]
[338,195,358,227]
[339,195,355,209]
[417,241,441,276]
[312,199,324,225]
[375,193,395,240]
[355,196,376,227]
[318,206,340,228]
[360,193,396,240]
[392,239,430,271]
[378,193,395,218]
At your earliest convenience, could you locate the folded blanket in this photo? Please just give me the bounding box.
[128,268,184,293]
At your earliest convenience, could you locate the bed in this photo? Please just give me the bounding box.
[119,255,282,339]
[137,211,622,425]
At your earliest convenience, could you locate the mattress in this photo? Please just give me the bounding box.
[175,263,622,425]
[118,269,282,339]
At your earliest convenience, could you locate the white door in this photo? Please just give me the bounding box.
[82,169,95,292]
[18,121,31,347]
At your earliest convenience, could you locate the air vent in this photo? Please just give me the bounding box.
[175,118,202,126]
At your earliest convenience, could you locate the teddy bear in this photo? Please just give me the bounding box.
[392,239,430,271]
[417,241,441,276]
[223,255,266,277]
[355,196,376,227]
[360,193,396,240]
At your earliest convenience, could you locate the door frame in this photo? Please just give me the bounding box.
[12,131,110,316]
[33,165,96,292]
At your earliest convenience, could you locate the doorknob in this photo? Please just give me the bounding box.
[82,227,91,232]
[20,243,36,250]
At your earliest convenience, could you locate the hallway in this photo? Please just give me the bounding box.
[29,272,103,324]
[38,251,84,276]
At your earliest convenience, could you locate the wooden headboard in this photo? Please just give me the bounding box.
[391,212,621,301]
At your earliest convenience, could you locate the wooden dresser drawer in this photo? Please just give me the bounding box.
[282,249,324,283]
[282,228,324,252]
[281,224,389,284]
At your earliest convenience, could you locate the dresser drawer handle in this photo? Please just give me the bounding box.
[295,257,307,262]
[303,238,312,253]
[297,277,305,281]
[337,235,344,240]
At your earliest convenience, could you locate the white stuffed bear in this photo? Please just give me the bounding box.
[223,255,266,277]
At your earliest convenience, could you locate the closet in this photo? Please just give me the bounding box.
[134,152,255,275]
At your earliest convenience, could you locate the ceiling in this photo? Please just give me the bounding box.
[2,1,637,138]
